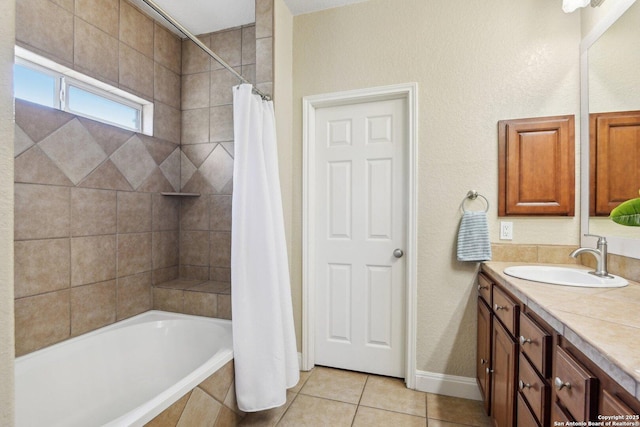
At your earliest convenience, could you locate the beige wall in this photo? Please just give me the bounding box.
[290,0,581,377]
[0,0,15,423]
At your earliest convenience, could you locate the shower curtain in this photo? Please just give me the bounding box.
[231,84,299,412]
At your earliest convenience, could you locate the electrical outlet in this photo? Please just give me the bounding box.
[500,221,513,240]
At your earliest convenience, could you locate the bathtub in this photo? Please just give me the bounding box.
[15,310,233,427]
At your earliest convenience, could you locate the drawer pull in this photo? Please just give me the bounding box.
[518,380,532,390]
[519,336,532,345]
[554,377,571,391]
[494,304,507,311]
[478,285,489,291]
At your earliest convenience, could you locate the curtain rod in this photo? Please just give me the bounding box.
[140,0,271,101]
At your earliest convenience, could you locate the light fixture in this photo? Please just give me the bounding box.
[562,0,605,13]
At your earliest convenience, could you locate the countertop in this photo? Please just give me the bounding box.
[482,261,640,400]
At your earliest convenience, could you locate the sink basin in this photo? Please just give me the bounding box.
[503,265,628,288]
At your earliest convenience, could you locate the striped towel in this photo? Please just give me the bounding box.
[457,211,492,262]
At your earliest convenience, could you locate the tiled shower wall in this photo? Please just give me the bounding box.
[177,0,274,283]
[14,0,275,355]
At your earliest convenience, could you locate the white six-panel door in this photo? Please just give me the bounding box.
[314,97,406,378]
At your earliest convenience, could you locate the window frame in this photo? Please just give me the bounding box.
[14,48,152,135]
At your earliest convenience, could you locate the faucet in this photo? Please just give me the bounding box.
[570,234,612,278]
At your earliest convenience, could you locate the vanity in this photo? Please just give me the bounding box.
[477,262,640,426]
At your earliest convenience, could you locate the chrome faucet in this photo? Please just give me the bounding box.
[569,234,612,278]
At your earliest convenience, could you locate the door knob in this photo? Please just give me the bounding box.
[393,249,404,258]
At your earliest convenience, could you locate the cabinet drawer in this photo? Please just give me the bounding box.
[493,285,519,336]
[519,312,551,377]
[551,401,573,423]
[601,390,638,418]
[477,273,492,306]
[518,353,548,425]
[554,346,597,421]
[517,393,541,427]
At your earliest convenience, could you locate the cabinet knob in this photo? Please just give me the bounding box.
[519,336,532,345]
[494,304,506,311]
[478,285,488,291]
[518,380,531,390]
[486,368,494,374]
[480,358,487,365]
[554,377,571,391]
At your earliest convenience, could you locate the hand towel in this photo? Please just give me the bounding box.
[457,211,492,262]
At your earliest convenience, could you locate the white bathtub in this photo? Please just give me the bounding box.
[15,310,233,427]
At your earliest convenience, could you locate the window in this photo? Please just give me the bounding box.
[14,48,152,135]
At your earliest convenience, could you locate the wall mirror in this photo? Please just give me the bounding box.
[580,0,640,258]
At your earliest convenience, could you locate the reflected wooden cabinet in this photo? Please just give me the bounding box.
[590,110,640,215]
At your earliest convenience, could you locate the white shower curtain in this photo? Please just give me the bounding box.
[231,84,299,412]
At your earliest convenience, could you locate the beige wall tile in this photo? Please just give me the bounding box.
[119,0,153,58]
[184,291,217,318]
[15,290,70,356]
[210,195,232,231]
[181,110,211,144]
[117,272,152,320]
[16,0,74,64]
[77,117,134,157]
[154,23,181,74]
[14,183,70,240]
[51,0,73,12]
[177,387,222,427]
[210,29,242,70]
[15,238,70,298]
[210,68,240,107]
[180,231,210,266]
[117,232,152,277]
[182,72,211,110]
[74,17,119,84]
[154,63,181,109]
[490,243,538,263]
[199,360,234,402]
[180,265,210,282]
[210,232,231,268]
[256,37,273,84]
[241,64,256,85]
[70,280,116,336]
[180,197,210,231]
[255,0,273,39]
[152,231,179,269]
[15,100,74,143]
[153,287,183,312]
[75,0,119,38]
[241,25,256,65]
[182,35,211,75]
[217,294,232,320]
[139,167,175,193]
[71,188,117,236]
[209,105,234,142]
[38,118,108,185]
[200,145,234,193]
[119,43,155,99]
[152,194,180,231]
[79,160,133,191]
[182,143,216,169]
[141,134,179,164]
[154,101,181,144]
[117,191,151,233]
[110,135,158,190]
[15,146,75,186]
[160,150,181,192]
[71,235,117,286]
[152,266,179,286]
[210,267,231,283]
[537,245,579,264]
[146,392,192,427]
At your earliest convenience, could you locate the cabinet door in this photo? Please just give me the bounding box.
[491,319,517,427]
[477,298,492,414]
[590,111,640,215]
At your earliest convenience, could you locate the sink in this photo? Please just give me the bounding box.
[503,265,628,288]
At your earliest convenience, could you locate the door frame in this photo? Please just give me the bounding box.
[301,83,418,388]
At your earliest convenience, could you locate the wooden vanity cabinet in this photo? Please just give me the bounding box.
[478,268,640,427]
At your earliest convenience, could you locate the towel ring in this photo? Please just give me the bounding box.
[461,190,489,213]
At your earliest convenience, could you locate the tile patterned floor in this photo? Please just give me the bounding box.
[240,367,492,426]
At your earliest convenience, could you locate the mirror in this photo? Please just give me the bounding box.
[581,0,640,258]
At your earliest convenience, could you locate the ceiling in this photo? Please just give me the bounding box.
[129,0,370,36]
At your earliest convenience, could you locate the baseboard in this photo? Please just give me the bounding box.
[414,370,482,401]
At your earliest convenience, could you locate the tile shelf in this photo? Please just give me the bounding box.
[160,192,201,197]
